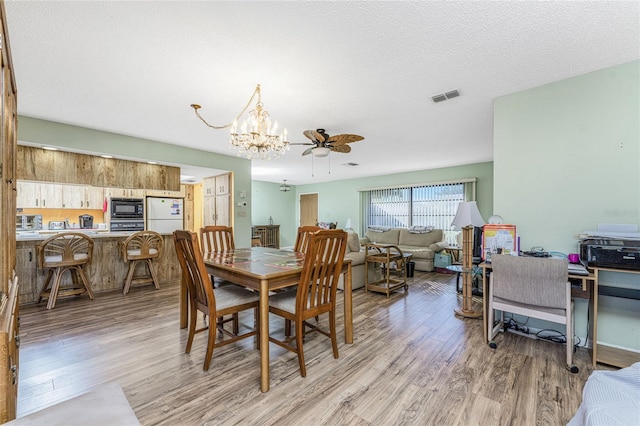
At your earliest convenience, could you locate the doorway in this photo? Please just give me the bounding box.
[299,193,318,226]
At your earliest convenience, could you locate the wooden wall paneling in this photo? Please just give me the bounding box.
[0,0,19,420]
[16,146,181,191]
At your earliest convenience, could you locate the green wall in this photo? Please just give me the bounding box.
[17,116,254,246]
[278,161,494,243]
[251,180,297,248]
[494,60,640,351]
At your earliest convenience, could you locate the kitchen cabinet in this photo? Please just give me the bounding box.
[16,181,64,208]
[202,173,231,227]
[145,185,185,198]
[15,246,37,305]
[106,187,145,199]
[61,185,104,209]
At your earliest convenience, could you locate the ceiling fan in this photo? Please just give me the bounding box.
[289,129,364,157]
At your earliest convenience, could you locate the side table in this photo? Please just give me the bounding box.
[446,264,482,295]
[365,243,411,298]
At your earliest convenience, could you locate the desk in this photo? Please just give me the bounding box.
[179,247,353,392]
[481,262,640,368]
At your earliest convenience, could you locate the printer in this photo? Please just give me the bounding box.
[580,238,640,271]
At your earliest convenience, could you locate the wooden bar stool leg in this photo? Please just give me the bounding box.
[147,259,161,290]
[38,269,54,304]
[123,261,136,295]
[77,266,95,299]
[47,268,63,310]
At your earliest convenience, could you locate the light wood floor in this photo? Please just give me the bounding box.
[17,271,598,425]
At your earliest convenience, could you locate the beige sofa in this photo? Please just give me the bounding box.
[337,227,447,291]
[360,228,448,272]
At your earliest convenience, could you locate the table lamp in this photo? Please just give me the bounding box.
[451,201,485,318]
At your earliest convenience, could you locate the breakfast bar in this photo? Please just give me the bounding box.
[16,231,181,305]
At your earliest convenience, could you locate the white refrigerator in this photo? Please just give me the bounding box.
[146,197,184,233]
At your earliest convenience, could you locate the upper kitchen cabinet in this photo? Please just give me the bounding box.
[202,173,231,227]
[62,185,104,209]
[16,181,63,208]
[106,187,145,199]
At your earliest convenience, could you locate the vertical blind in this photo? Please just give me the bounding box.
[361,179,476,245]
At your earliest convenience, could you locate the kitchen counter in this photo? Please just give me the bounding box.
[16,232,181,305]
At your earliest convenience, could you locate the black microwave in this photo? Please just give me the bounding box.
[110,198,144,219]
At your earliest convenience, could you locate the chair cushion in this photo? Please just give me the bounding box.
[268,290,297,314]
[215,285,259,310]
[44,253,89,263]
[126,248,158,257]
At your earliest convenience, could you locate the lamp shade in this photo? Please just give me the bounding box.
[451,201,485,228]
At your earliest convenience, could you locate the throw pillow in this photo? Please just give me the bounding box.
[346,231,360,253]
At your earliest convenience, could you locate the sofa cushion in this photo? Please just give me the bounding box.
[365,228,400,245]
[397,245,436,260]
[346,231,361,253]
[398,228,443,247]
[345,250,365,266]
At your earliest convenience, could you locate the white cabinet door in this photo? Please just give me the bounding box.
[16,181,40,208]
[203,196,216,226]
[203,177,216,196]
[215,174,230,195]
[84,186,104,210]
[215,194,230,226]
[40,183,63,208]
[62,185,84,209]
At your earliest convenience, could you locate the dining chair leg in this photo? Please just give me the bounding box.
[330,310,339,359]
[185,303,198,354]
[295,319,306,377]
[203,316,217,371]
[123,262,136,295]
[285,319,292,337]
[77,266,95,299]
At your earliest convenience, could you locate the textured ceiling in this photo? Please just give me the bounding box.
[4,1,639,185]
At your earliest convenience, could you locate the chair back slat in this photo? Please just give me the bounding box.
[296,230,347,315]
[294,226,322,253]
[200,226,235,255]
[174,230,216,314]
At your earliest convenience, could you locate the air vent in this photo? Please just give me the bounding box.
[431,89,461,103]
[343,162,359,167]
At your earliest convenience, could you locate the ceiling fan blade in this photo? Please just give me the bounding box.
[304,129,325,143]
[325,134,364,145]
[302,147,315,156]
[330,144,351,153]
[288,142,315,146]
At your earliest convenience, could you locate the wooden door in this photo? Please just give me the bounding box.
[299,193,318,226]
[203,196,215,226]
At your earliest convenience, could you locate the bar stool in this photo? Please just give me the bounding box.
[37,232,95,310]
[121,230,163,295]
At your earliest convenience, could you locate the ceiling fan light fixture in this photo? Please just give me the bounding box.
[312,147,331,157]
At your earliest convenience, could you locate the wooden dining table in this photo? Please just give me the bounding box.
[178,246,353,392]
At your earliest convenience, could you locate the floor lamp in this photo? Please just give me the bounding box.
[452,201,485,319]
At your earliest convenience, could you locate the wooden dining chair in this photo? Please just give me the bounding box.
[268,229,347,377]
[173,230,259,371]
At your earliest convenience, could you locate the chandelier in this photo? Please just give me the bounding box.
[191,84,288,160]
[279,180,291,192]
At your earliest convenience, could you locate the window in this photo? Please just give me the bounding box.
[361,179,477,245]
